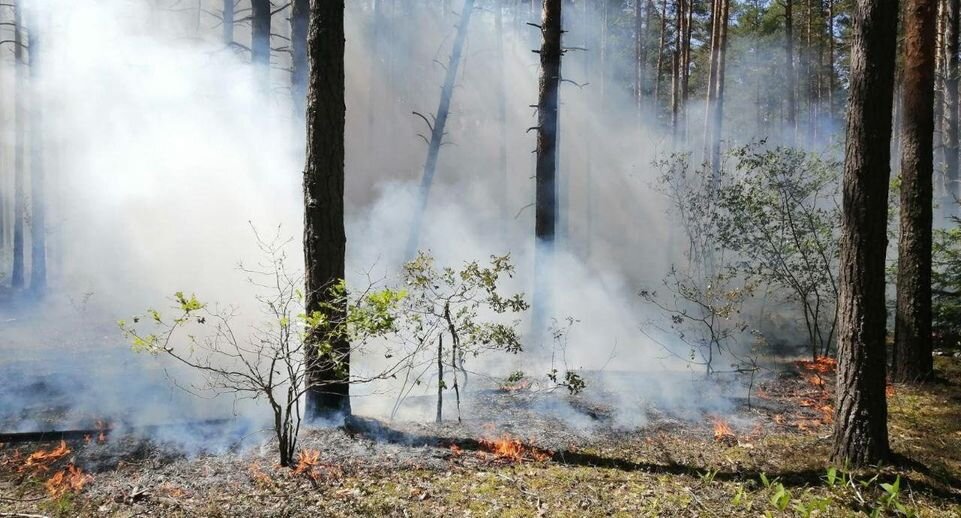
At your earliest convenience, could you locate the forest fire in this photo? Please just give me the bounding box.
[20,440,70,474]
[711,418,737,446]
[44,463,92,497]
[795,356,838,375]
[478,436,551,462]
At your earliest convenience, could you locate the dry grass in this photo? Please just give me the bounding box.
[1,358,960,517]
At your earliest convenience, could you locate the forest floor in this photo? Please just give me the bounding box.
[2,356,960,517]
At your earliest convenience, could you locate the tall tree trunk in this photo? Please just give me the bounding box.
[223,0,234,45]
[635,0,646,116]
[496,0,509,235]
[671,0,681,140]
[832,0,899,467]
[405,0,475,257]
[711,0,730,173]
[584,0,595,257]
[291,0,309,119]
[944,0,960,214]
[251,0,271,93]
[785,0,798,144]
[653,0,668,115]
[11,1,25,290]
[894,0,938,383]
[533,0,562,333]
[827,0,835,124]
[304,0,349,420]
[28,12,45,294]
[681,0,692,141]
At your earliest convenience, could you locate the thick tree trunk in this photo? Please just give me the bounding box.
[251,0,271,92]
[671,0,681,140]
[304,0,350,420]
[405,0,475,257]
[944,0,960,214]
[28,12,45,294]
[291,0,309,119]
[11,1,25,290]
[533,0,562,332]
[223,0,234,45]
[894,0,938,383]
[785,0,797,144]
[832,0,899,467]
[703,0,729,175]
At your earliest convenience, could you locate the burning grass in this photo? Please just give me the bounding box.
[1,357,960,517]
[477,435,552,463]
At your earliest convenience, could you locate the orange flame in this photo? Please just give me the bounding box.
[478,436,551,462]
[45,464,92,497]
[711,417,736,444]
[795,356,837,375]
[886,384,896,397]
[20,441,71,474]
[293,449,321,478]
[449,444,462,457]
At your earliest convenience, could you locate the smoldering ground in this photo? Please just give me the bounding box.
[0,0,825,452]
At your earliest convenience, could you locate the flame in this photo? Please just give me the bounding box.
[248,462,272,486]
[20,441,71,474]
[95,420,108,444]
[45,464,92,497]
[478,436,551,462]
[795,356,837,375]
[886,384,896,397]
[293,449,321,478]
[449,444,462,456]
[711,417,736,443]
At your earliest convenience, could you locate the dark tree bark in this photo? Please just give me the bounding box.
[827,0,836,124]
[28,12,45,294]
[653,0,667,114]
[223,0,234,45]
[304,0,349,420]
[291,0,309,119]
[832,0,899,466]
[533,0,562,331]
[944,0,960,213]
[251,0,271,92]
[11,1,25,290]
[405,0,475,257]
[894,0,938,383]
[785,0,798,144]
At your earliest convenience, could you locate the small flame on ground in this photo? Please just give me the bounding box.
[478,436,551,462]
[449,444,462,456]
[886,384,896,397]
[20,441,71,474]
[45,463,92,497]
[795,356,838,375]
[711,417,737,445]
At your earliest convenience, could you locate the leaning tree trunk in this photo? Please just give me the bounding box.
[785,0,797,145]
[11,1,25,290]
[291,0,309,119]
[533,0,562,334]
[405,0,475,258]
[28,12,45,294]
[894,0,938,383]
[251,0,271,93]
[944,0,960,215]
[832,0,899,467]
[304,0,350,420]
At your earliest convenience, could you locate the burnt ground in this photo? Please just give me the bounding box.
[2,356,961,517]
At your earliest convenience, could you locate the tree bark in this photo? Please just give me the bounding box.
[635,0,648,116]
[944,0,960,214]
[785,0,798,144]
[291,0,309,119]
[251,0,271,93]
[405,0,475,258]
[832,0,899,466]
[653,0,667,115]
[28,11,45,294]
[223,0,234,45]
[894,0,937,383]
[304,0,350,420]
[533,0,562,332]
[495,0,509,234]
[11,0,25,290]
